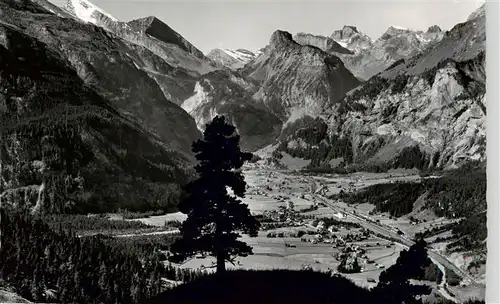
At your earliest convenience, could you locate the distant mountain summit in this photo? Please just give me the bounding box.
[182,29,360,152]
[127,16,205,59]
[330,25,373,53]
[327,24,444,80]
[242,29,360,121]
[206,48,257,70]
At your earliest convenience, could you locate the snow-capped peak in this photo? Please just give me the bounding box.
[389,25,409,30]
[206,48,257,70]
[65,0,118,24]
[223,48,255,61]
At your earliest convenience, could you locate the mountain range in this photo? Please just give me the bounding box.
[0,0,486,213]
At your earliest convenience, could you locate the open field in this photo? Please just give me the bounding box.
[175,231,403,289]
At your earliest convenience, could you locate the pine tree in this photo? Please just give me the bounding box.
[169,115,260,274]
[374,238,432,304]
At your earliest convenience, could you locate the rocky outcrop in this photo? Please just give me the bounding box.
[181,70,282,151]
[427,25,442,33]
[206,48,257,70]
[293,32,353,54]
[242,30,361,122]
[0,5,195,213]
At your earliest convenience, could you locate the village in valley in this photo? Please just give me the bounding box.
[124,149,485,303]
[137,157,441,294]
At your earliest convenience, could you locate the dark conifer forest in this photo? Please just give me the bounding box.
[0,209,207,303]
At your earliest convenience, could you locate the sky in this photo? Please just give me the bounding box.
[49,0,483,54]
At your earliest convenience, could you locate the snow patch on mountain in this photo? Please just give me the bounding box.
[223,49,255,61]
[65,0,118,24]
[206,48,257,70]
[389,25,409,31]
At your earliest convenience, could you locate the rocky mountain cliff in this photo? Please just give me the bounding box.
[277,6,485,170]
[206,48,257,70]
[293,32,353,55]
[0,0,199,213]
[181,70,282,151]
[330,25,373,54]
[242,30,361,122]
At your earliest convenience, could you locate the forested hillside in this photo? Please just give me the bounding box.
[336,162,486,255]
[0,209,206,303]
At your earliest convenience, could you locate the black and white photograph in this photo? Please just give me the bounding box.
[0,0,497,303]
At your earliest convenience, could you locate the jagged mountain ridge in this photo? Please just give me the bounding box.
[62,0,219,77]
[327,24,445,80]
[277,5,485,170]
[381,4,485,78]
[0,0,195,213]
[60,0,221,106]
[64,0,203,59]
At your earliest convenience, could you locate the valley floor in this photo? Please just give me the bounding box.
[129,159,485,302]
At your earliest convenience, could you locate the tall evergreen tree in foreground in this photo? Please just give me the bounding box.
[169,115,260,273]
[374,239,433,304]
